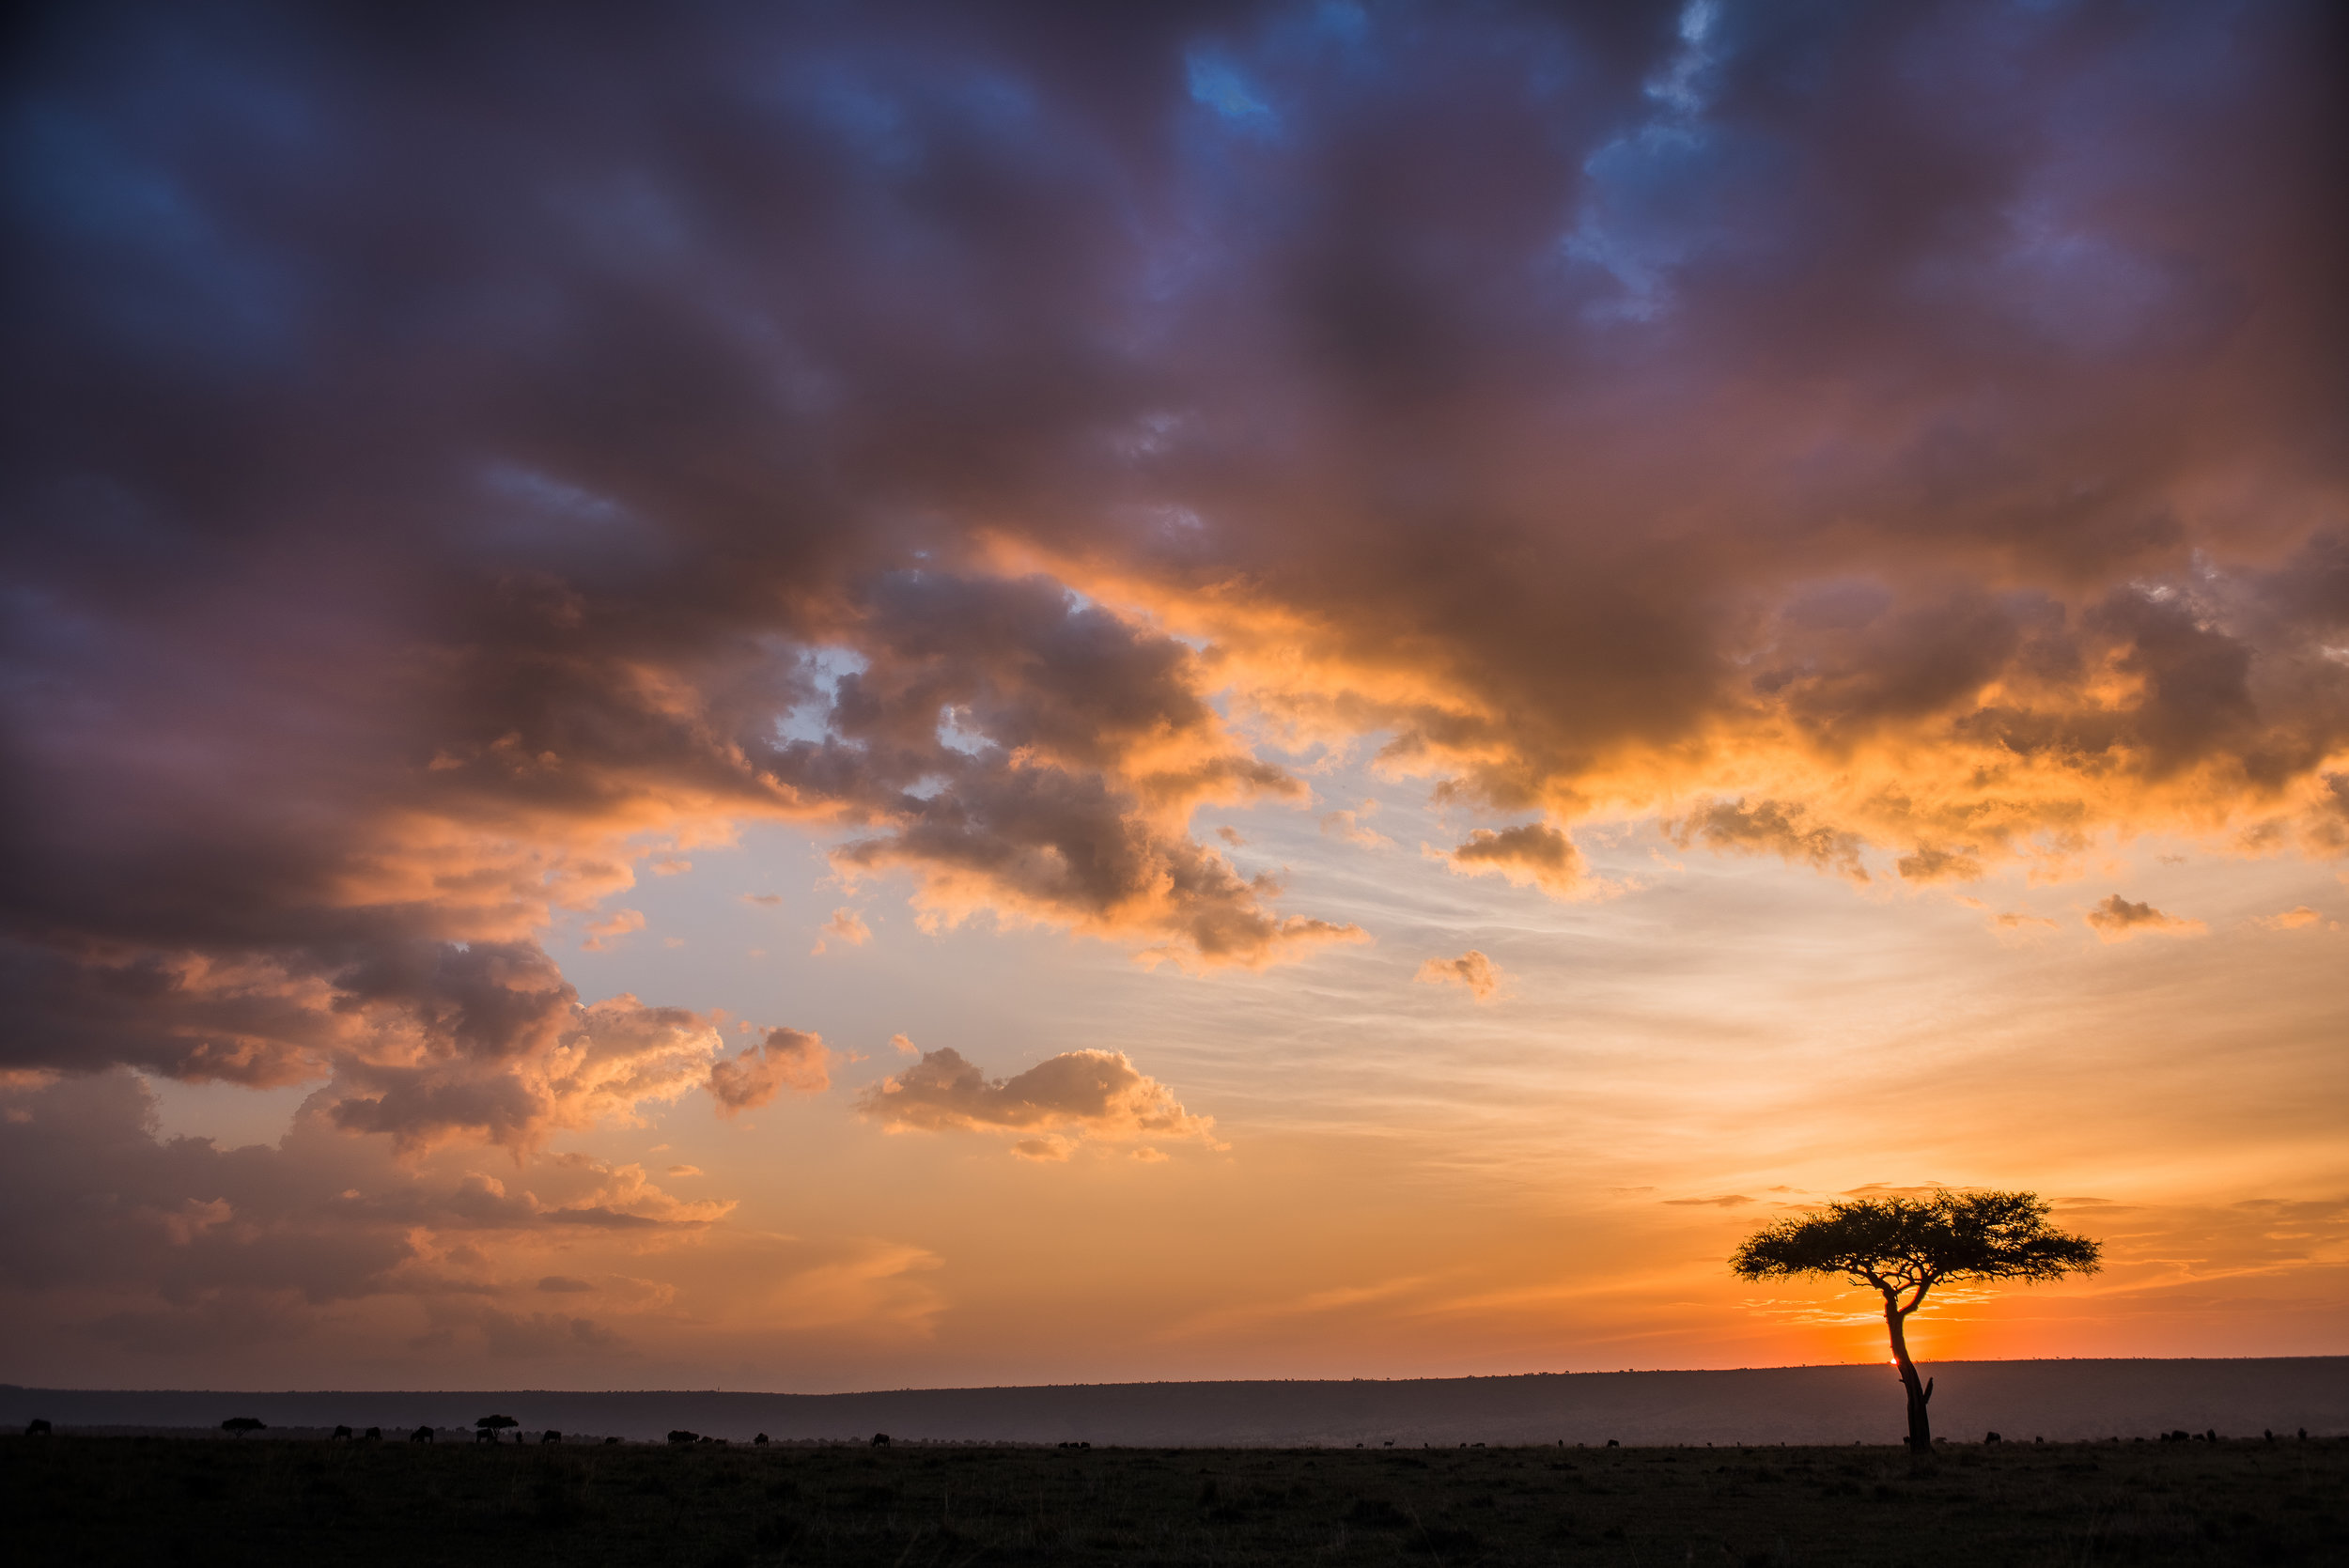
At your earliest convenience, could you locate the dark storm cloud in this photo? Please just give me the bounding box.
[0,1073,724,1331]
[2,0,2345,1151]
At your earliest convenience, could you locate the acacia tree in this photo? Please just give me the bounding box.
[1730,1189,2100,1456]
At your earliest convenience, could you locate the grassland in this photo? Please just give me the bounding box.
[4,1431,2341,1565]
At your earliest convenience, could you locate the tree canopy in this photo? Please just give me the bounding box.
[1731,1188,2101,1304]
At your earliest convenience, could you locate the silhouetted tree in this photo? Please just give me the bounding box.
[220,1417,265,1437]
[475,1414,519,1443]
[1730,1189,2099,1458]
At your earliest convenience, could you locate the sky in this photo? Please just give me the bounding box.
[2,0,2345,1393]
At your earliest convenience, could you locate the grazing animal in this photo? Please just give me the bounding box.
[26,1419,53,1436]
[411,1426,434,1443]
[540,1430,561,1444]
[1605,1438,1620,1449]
[1983,1432,2001,1444]
[667,1430,699,1445]
[871,1433,892,1448]
[1383,1440,1393,1448]
[604,1436,622,1445]
[754,1434,770,1446]
[333,1425,354,1442]
[364,1427,381,1442]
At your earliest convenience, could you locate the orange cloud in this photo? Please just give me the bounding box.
[2085,894,2206,941]
[1439,822,1583,895]
[1415,950,1504,1002]
[1668,800,1869,883]
[2255,905,2324,930]
[581,908,646,951]
[1321,801,1392,849]
[811,907,870,955]
[707,1027,832,1116]
[1895,845,1984,884]
[855,1047,1219,1154]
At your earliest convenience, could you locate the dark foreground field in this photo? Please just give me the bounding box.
[4,1434,2342,1567]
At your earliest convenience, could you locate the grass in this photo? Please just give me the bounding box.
[3,1432,2341,1565]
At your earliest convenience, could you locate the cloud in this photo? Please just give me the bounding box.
[1414,950,1504,1002]
[0,1073,726,1327]
[582,909,646,951]
[1439,823,1584,896]
[537,1276,595,1294]
[664,1164,701,1177]
[2084,894,2207,941]
[320,984,723,1156]
[856,1047,1219,1154]
[1664,1195,1755,1207]
[0,0,2343,1178]
[810,907,870,955]
[1321,801,1392,849]
[1667,800,1870,883]
[2255,905,2324,930]
[1991,911,2061,936]
[888,1033,919,1057]
[1895,845,1983,884]
[706,1028,832,1116]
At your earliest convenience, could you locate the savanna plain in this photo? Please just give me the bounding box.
[7,1431,2342,1567]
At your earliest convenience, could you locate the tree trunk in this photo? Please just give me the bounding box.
[1882,1292,1934,1459]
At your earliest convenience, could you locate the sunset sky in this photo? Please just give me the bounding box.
[4,0,2344,1394]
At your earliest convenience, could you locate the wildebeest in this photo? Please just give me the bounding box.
[667,1430,699,1445]
[1983,1432,2002,1444]
[25,1419,52,1436]
[363,1427,382,1442]
[871,1433,892,1448]
[754,1433,770,1445]
[540,1430,562,1444]
[410,1426,434,1443]
[333,1425,354,1442]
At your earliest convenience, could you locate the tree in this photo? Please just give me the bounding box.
[475,1414,520,1443]
[220,1417,265,1437]
[1730,1189,2100,1457]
